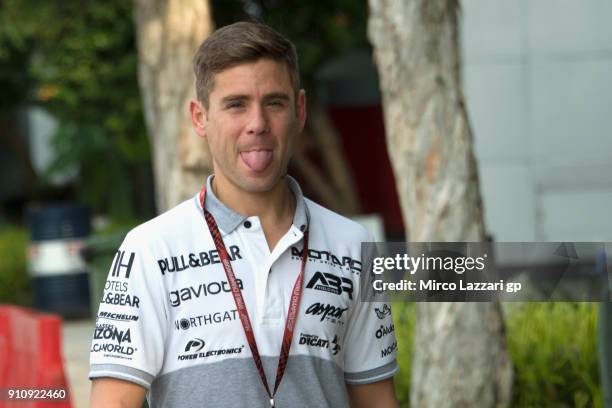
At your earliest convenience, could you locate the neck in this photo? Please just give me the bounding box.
[212,174,296,239]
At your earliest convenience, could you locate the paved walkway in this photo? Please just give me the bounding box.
[62,319,94,408]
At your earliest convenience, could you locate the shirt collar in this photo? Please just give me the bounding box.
[199,175,309,235]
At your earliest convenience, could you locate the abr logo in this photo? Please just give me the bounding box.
[306,272,353,299]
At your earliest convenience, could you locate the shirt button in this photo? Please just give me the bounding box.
[244,220,252,229]
[300,224,306,232]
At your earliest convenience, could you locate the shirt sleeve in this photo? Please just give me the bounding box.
[89,229,168,389]
[343,233,399,384]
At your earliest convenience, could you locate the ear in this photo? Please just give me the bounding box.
[189,99,208,138]
[297,89,307,132]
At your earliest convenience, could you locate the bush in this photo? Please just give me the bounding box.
[392,302,415,407]
[393,302,601,407]
[0,226,31,305]
[506,303,600,408]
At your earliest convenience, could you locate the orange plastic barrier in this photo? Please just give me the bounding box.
[0,306,71,407]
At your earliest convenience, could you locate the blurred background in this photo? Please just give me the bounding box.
[0,1,610,407]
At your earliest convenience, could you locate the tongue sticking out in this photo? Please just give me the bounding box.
[240,150,273,172]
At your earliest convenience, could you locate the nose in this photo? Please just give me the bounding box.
[246,105,269,135]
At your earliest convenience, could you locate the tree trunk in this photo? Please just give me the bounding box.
[133,0,213,213]
[367,1,513,406]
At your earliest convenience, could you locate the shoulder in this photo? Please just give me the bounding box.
[305,198,373,244]
[122,196,200,250]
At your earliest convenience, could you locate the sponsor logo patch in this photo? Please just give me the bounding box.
[375,323,395,339]
[96,311,139,322]
[305,302,348,325]
[105,280,128,292]
[94,325,132,345]
[374,304,392,320]
[157,246,242,275]
[91,324,136,360]
[177,339,244,361]
[100,291,140,308]
[185,338,205,352]
[306,272,353,299]
[381,341,398,358]
[291,247,361,273]
[168,279,243,308]
[90,342,136,358]
[174,310,238,330]
[111,250,135,279]
[299,333,341,356]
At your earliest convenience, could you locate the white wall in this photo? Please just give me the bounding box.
[461,0,612,241]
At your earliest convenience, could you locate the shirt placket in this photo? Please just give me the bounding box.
[261,226,304,326]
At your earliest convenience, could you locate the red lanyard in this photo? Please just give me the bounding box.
[199,187,309,407]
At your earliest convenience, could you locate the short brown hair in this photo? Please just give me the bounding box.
[193,21,300,107]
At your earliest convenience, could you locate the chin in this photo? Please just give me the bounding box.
[236,173,283,193]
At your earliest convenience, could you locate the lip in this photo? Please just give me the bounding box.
[239,147,273,153]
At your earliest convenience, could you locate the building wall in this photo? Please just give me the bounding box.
[461,0,612,241]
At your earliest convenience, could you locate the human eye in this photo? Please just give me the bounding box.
[225,101,245,110]
[267,99,287,108]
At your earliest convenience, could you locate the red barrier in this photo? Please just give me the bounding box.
[0,306,72,407]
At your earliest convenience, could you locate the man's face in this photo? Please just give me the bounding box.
[190,59,306,194]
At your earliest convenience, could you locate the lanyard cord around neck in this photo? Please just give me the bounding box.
[199,187,309,407]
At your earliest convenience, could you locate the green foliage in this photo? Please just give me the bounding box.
[212,0,369,95]
[393,303,601,407]
[392,303,416,407]
[259,0,369,87]
[506,303,601,408]
[45,122,135,219]
[0,226,31,305]
[0,41,31,111]
[0,0,151,219]
[28,2,148,159]
[0,1,50,110]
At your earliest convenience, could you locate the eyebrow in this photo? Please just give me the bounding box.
[220,94,249,104]
[263,92,290,102]
[219,92,291,105]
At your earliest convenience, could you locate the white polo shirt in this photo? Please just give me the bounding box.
[90,176,398,407]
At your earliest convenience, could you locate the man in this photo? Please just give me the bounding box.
[90,21,399,408]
